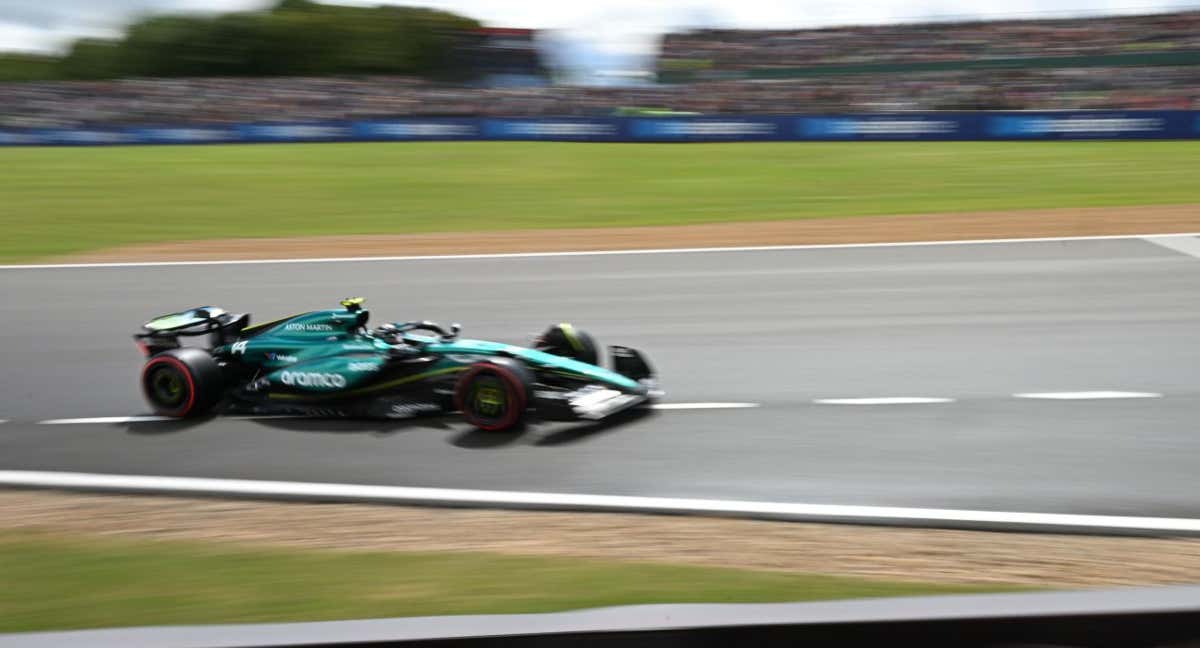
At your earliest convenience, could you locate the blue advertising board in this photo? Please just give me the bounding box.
[481,118,620,141]
[628,117,786,141]
[797,114,983,140]
[984,111,1193,139]
[1,111,1197,145]
[351,119,478,141]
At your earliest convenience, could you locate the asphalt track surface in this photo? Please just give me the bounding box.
[4,236,1200,520]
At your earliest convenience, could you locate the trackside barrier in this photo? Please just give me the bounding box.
[2,111,1198,145]
[4,586,1200,647]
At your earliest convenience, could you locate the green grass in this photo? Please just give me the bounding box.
[2,141,1198,261]
[0,532,1013,633]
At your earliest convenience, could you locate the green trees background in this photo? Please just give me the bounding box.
[1,0,482,81]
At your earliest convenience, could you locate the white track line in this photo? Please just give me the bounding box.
[38,415,307,425]
[4,232,1197,270]
[650,402,759,410]
[2,469,1199,534]
[38,416,174,425]
[1143,235,1200,259]
[33,403,758,425]
[815,397,955,405]
[1013,391,1162,400]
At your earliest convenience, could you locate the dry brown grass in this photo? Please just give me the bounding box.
[51,205,1200,264]
[6,490,1200,587]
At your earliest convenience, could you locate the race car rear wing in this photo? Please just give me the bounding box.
[134,306,249,355]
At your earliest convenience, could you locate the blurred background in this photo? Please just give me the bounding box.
[5,1,1200,643]
[1,1,1199,127]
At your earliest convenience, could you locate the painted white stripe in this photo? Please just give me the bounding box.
[650,402,760,410]
[0,419,7,425]
[38,416,173,425]
[36,415,309,425]
[3,232,1196,270]
[1143,235,1200,259]
[1013,391,1162,400]
[815,397,955,405]
[2,469,1199,534]
[33,404,756,426]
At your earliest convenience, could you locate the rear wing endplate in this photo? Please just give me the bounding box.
[134,306,249,351]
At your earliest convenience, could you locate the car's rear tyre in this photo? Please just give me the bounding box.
[534,323,598,365]
[141,348,223,418]
[455,359,532,432]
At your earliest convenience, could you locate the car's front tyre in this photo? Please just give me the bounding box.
[454,359,532,432]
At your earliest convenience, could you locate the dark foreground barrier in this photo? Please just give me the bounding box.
[5,586,1200,648]
[1,111,1198,146]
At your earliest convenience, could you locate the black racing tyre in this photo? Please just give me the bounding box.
[141,348,224,418]
[454,358,533,432]
[533,323,598,365]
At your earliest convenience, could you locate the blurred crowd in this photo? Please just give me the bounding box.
[659,11,1200,70]
[2,9,1199,128]
[686,66,1200,112]
[2,65,1197,128]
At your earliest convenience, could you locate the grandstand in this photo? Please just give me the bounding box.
[0,9,1198,126]
[649,9,1200,112]
[657,10,1200,80]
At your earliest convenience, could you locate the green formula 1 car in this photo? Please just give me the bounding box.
[134,298,659,431]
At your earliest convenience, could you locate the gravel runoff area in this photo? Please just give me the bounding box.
[48,204,1200,264]
[5,490,1200,588]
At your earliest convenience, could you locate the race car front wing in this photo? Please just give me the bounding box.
[533,384,650,421]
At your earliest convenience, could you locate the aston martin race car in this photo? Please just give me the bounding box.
[134,298,659,431]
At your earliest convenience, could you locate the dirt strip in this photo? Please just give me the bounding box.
[5,490,1200,587]
[50,204,1200,263]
